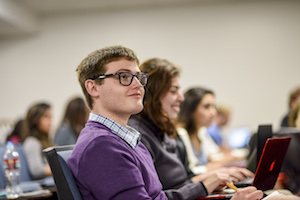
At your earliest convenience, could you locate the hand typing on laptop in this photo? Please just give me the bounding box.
[216,167,254,182]
[193,166,254,184]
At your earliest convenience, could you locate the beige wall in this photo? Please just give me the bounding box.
[0,0,299,138]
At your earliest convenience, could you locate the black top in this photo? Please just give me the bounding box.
[280,112,290,127]
[128,115,208,200]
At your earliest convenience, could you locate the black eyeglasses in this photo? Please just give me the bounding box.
[94,72,148,86]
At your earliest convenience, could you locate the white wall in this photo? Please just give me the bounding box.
[1,0,299,137]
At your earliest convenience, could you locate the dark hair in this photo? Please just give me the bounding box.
[139,58,180,137]
[61,97,89,137]
[178,87,214,135]
[6,119,23,143]
[21,102,53,148]
[76,45,139,109]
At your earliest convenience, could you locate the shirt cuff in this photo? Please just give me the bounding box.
[200,182,208,196]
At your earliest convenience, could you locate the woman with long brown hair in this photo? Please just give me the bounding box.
[54,97,89,146]
[21,102,53,179]
[128,58,260,200]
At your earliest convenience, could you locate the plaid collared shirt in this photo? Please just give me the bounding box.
[89,113,141,149]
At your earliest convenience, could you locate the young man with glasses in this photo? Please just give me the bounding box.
[68,45,167,200]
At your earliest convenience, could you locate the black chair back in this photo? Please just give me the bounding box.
[43,145,82,200]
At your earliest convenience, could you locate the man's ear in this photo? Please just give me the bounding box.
[85,79,100,98]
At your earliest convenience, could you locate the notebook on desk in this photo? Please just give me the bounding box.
[198,136,291,200]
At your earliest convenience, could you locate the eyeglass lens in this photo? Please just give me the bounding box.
[119,72,147,86]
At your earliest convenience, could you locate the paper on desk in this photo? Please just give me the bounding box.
[262,191,281,200]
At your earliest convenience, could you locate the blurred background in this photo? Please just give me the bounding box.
[1,0,299,139]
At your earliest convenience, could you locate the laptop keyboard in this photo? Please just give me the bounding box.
[234,177,254,187]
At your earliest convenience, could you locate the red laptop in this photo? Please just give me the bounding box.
[251,136,291,190]
[197,136,291,199]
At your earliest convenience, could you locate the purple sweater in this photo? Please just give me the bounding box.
[68,121,168,200]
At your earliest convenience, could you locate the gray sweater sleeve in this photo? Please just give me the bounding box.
[23,136,47,179]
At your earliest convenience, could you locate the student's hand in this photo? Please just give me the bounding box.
[202,172,229,194]
[194,167,254,183]
[45,165,52,176]
[230,186,263,200]
[217,167,254,182]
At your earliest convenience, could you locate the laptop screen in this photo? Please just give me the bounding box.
[252,136,291,191]
[227,126,251,149]
[256,125,272,167]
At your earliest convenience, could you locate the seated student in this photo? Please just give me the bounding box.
[177,87,241,174]
[54,96,89,146]
[6,119,23,145]
[129,57,262,199]
[67,46,263,200]
[68,46,167,200]
[276,102,300,195]
[280,86,300,127]
[207,103,232,147]
[21,102,53,180]
[288,102,300,129]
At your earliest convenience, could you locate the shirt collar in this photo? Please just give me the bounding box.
[89,113,141,149]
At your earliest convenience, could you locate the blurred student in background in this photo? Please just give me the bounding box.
[177,87,242,175]
[288,102,300,129]
[285,101,300,194]
[129,58,258,199]
[281,86,300,127]
[54,96,89,146]
[276,101,300,195]
[278,87,300,192]
[6,119,23,145]
[207,103,232,147]
[21,102,53,180]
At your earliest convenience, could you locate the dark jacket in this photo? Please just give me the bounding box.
[128,115,208,200]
